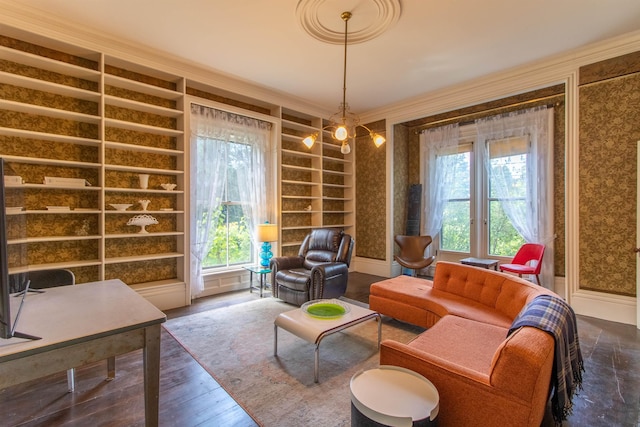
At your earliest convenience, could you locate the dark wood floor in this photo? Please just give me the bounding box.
[1,272,639,426]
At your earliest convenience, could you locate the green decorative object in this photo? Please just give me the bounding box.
[302,299,350,319]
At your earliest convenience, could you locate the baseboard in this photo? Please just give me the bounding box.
[554,276,637,326]
[134,281,188,311]
[201,269,252,298]
[352,256,393,277]
[571,290,636,326]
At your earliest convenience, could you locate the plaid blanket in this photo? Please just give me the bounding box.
[508,295,584,425]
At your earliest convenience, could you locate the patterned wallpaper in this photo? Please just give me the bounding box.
[355,120,387,259]
[393,125,410,256]
[579,71,640,296]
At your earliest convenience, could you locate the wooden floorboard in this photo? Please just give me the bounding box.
[1,272,639,426]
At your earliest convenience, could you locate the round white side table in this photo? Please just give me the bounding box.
[350,365,439,427]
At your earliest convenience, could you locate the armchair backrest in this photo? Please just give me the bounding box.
[299,228,353,269]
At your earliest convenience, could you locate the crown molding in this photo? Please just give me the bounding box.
[361,28,640,125]
[0,0,334,118]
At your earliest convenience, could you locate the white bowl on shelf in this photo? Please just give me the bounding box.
[109,203,133,211]
[161,183,177,191]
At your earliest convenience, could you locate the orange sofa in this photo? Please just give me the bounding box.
[370,261,557,427]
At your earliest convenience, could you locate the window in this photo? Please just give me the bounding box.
[440,145,472,253]
[200,142,253,269]
[436,134,529,259]
[422,106,553,277]
[487,137,527,256]
[189,103,273,297]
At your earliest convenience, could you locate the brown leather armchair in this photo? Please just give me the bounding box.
[270,228,354,306]
[394,235,435,276]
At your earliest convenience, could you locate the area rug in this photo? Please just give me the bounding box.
[163,298,423,426]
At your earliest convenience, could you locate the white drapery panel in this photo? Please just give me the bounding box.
[420,124,460,249]
[476,106,554,288]
[189,104,272,298]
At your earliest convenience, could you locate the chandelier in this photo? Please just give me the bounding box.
[302,11,386,154]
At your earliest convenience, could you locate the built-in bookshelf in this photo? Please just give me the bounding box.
[0,34,187,309]
[279,109,354,256]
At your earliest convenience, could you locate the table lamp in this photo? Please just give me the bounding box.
[257,222,278,268]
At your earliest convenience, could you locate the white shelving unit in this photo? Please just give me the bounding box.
[278,109,355,256]
[0,34,187,309]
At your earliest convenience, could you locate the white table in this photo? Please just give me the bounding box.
[274,301,381,382]
[0,279,166,427]
[350,365,439,426]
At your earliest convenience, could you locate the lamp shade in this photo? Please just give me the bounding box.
[257,223,278,242]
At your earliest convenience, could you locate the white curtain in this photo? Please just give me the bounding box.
[420,123,460,244]
[476,106,554,288]
[189,104,272,298]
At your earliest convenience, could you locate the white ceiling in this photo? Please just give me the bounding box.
[7,0,640,114]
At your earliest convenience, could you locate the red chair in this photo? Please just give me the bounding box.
[499,243,545,286]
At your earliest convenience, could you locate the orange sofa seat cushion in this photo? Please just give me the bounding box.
[406,315,508,374]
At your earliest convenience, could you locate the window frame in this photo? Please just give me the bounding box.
[435,127,524,264]
[188,97,278,280]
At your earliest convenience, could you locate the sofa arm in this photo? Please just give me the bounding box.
[489,326,555,402]
[380,339,543,427]
[310,262,348,300]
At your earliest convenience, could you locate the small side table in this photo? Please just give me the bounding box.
[244,265,271,297]
[460,257,499,271]
[350,365,439,426]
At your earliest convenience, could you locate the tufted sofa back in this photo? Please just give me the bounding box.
[432,261,552,320]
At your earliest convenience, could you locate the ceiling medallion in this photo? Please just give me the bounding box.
[296,0,401,44]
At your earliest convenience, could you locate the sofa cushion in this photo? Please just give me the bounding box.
[424,289,515,328]
[370,275,514,328]
[433,261,553,319]
[407,315,509,375]
[275,268,310,291]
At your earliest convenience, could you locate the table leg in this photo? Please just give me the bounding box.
[107,356,116,380]
[314,343,320,383]
[376,313,382,348]
[143,324,161,427]
[259,273,264,297]
[274,324,278,356]
[249,271,254,293]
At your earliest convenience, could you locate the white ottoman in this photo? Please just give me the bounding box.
[350,365,439,427]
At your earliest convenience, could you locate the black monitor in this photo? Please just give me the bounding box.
[0,158,39,340]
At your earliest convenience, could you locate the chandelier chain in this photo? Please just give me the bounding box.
[341,11,351,123]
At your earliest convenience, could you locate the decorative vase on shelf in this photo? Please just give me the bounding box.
[126,214,158,234]
[138,199,150,211]
[138,174,150,189]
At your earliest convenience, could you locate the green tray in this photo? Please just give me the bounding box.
[302,300,350,319]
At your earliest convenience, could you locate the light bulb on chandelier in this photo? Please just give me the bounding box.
[302,11,385,152]
[340,142,351,154]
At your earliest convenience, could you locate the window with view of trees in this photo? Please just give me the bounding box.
[420,106,554,283]
[487,137,527,256]
[200,142,253,269]
[189,103,273,297]
[423,106,553,285]
[438,136,528,258]
[440,149,471,253]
